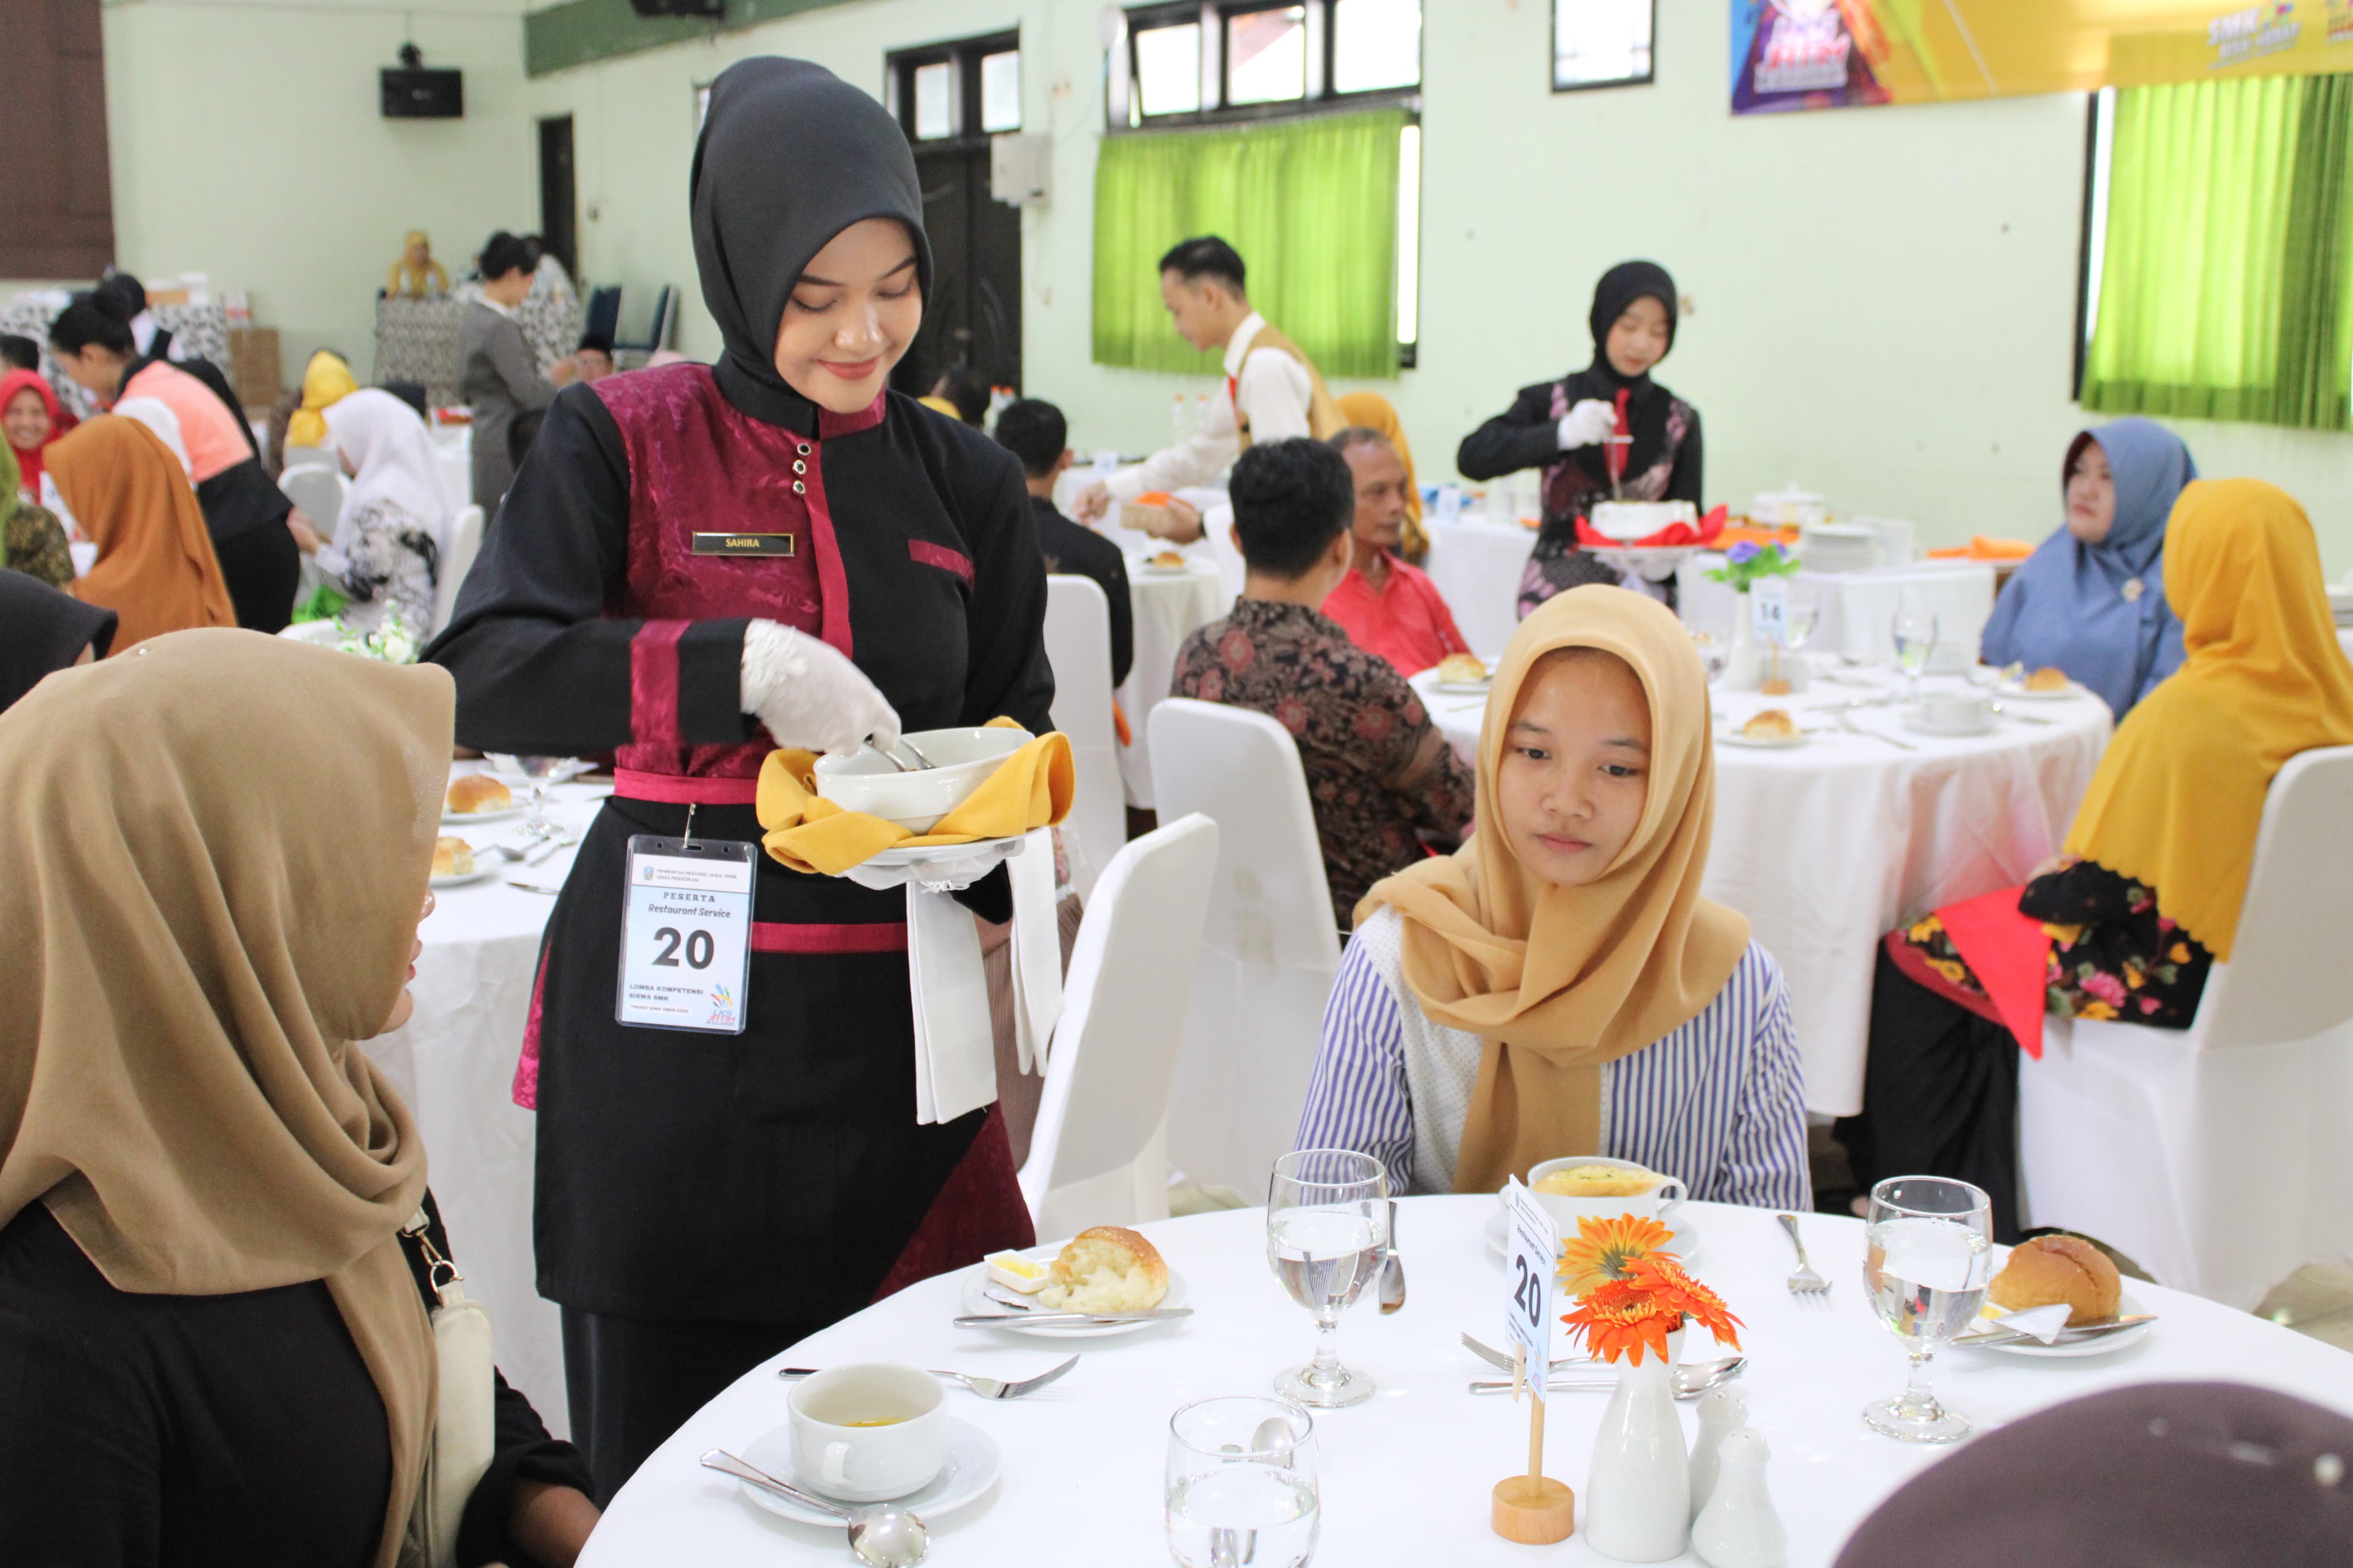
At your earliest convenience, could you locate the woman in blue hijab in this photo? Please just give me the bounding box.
[1980,417,2195,716]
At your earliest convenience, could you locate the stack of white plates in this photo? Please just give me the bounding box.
[1798,522,1885,574]
[2329,584,2353,627]
[1752,485,1828,528]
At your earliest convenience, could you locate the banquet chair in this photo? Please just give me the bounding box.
[430,505,486,636]
[2018,744,2353,1309]
[279,443,338,473]
[1042,574,1124,899]
[1200,500,1245,605]
[1017,814,1219,1240]
[1149,699,1343,1198]
[279,466,347,532]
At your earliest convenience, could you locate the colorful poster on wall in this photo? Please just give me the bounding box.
[1731,1,2353,115]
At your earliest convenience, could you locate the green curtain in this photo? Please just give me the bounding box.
[2083,74,2353,430]
[1093,108,1404,378]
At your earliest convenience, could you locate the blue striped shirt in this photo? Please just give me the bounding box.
[1295,906,1811,1208]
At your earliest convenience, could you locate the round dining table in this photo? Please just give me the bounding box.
[577,1195,2353,1565]
[1408,662,2113,1117]
[1117,555,1229,810]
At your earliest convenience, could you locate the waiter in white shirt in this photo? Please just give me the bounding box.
[1073,236,1342,542]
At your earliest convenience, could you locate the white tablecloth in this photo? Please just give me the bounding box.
[1412,664,2112,1116]
[1678,560,1999,669]
[359,775,607,1436]
[1117,558,1228,810]
[1421,515,1535,658]
[578,1196,2353,1566]
[432,425,473,519]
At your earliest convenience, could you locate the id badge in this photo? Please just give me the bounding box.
[615,835,756,1034]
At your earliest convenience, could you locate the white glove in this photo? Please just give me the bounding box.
[1556,399,1618,451]
[740,619,900,758]
[843,837,1021,893]
[1071,480,1114,524]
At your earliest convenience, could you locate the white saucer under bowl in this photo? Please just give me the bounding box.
[428,865,500,889]
[956,1245,1191,1337]
[1483,1207,1703,1267]
[1430,680,1493,696]
[862,835,1028,871]
[1718,730,1807,749]
[1903,709,1997,738]
[1996,680,2081,702]
[736,1417,999,1523]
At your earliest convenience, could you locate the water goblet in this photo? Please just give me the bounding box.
[1860,1176,1994,1443]
[1266,1150,1387,1410]
[1163,1397,1319,1568]
[1890,592,1940,699]
[486,754,589,841]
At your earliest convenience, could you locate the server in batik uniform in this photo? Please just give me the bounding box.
[425,57,1053,1500]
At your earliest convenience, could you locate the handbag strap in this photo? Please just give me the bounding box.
[398,1207,467,1311]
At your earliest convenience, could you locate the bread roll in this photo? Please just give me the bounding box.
[1535,1164,1662,1198]
[1742,709,1798,741]
[1152,550,1187,568]
[1988,1234,2121,1323]
[432,836,475,878]
[1035,1225,1170,1312]
[446,774,513,814]
[1436,653,1490,684]
[2024,666,2070,693]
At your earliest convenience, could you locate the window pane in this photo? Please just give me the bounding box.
[980,50,1022,132]
[912,61,954,139]
[1227,6,1307,106]
[1334,0,1420,93]
[1395,123,1420,345]
[1554,0,1653,89]
[1136,23,1202,115]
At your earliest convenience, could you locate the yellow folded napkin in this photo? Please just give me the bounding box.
[756,720,1075,876]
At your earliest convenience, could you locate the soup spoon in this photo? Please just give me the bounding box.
[700,1449,930,1566]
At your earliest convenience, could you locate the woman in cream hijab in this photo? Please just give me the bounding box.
[0,631,598,1565]
[1295,585,1808,1203]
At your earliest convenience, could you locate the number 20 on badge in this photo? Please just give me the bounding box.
[1493,1178,1575,1544]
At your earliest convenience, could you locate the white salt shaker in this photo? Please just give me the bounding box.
[1691,1428,1787,1568]
[1687,1386,1749,1519]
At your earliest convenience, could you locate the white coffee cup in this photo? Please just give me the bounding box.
[1916,690,1993,732]
[787,1363,948,1502]
[1519,1155,1687,1237]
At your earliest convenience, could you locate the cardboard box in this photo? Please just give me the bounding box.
[227,326,282,411]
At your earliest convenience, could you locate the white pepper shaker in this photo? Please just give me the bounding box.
[1688,1385,1749,1519]
[1692,1428,1787,1568]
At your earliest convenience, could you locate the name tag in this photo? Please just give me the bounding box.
[615,836,756,1034]
[691,532,795,557]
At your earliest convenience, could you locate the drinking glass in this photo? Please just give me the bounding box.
[1890,592,1940,699]
[1782,580,1822,654]
[1164,1397,1320,1568]
[1860,1176,1994,1443]
[486,754,589,840]
[1266,1150,1387,1409]
[1686,621,1730,684]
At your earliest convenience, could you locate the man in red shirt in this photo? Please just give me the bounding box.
[1319,426,1473,677]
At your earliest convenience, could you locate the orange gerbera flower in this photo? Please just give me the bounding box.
[1561,1285,1682,1366]
[1625,1256,1744,1350]
[1555,1213,1678,1295]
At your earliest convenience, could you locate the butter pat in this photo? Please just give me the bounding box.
[985,1250,1050,1293]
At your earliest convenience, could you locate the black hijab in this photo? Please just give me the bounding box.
[1545,260,1686,519]
[689,57,933,426]
[1833,1383,2353,1567]
[0,569,116,711]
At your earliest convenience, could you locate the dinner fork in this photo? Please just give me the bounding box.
[1778,1213,1830,1302]
[777,1355,1080,1400]
[1835,710,1917,751]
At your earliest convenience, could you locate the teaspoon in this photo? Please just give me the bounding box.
[1468,1354,1747,1401]
[700,1449,930,1566]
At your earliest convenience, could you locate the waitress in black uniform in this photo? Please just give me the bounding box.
[425,58,1053,1500]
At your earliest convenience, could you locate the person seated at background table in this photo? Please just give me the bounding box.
[995,396,1133,688]
[285,348,359,452]
[4,368,67,506]
[572,331,617,385]
[46,414,236,650]
[388,228,451,298]
[1832,1382,2353,1568]
[0,335,38,373]
[1334,390,1428,564]
[0,630,601,1567]
[0,571,113,711]
[1294,585,1808,1204]
[1072,236,1346,541]
[1170,437,1473,934]
[1320,425,1473,678]
[923,365,990,426]
[49,298,303,632]
[1978,417,2196,719]
[286,388,447,633]
[1456,261,1702,616]
[1841,478,2353,1241]
[3,440,74,589]
[461,230,573,516]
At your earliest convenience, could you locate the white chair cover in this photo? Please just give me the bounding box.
[279,466,348,533]
[431,505,486,636]
[2020,744,2353,1306]
[1042,575,1125,899]
[1149,699,1342,1198]
[1018,814,1220,1239]
[279,442,339,472]
[1200,500,1245,606]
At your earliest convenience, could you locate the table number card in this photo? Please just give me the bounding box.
[1502,1178,1561,1405]
[1751,580,1791,648]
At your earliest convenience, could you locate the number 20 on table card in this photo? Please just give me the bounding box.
[615,836,755,1034]
[1493,1179,1576,1544]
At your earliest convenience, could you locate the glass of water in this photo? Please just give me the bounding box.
[1165,1397,1319,1568]
[486,754,589,840]
[1890,592,1940,699]
[1266,1150,1387,1409]
[1860,1175,1994,1444]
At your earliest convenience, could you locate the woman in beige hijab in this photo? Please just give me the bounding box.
[0,630,598,1566]
[1294,585,1809,1202]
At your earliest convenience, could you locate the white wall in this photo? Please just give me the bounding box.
[98,0,537,385]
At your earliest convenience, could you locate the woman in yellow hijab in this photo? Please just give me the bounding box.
[1292,584,1809,1203]
[1845,478,2353,1238]
[386,230,450,299]
[1335,390,1427,564]
[286,349,357,448]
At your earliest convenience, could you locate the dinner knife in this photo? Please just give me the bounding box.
[954,1308,1192,1327]
[1957,1313,2157,1349]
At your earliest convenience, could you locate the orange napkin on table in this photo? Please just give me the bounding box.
[756,720,1074,876]
[1928,535,2035,562]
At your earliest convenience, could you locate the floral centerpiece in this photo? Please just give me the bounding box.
[1703,541,1799,594]
[1557,1215,1743,1363]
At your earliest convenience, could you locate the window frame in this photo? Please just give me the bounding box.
[885,28,1021,148]
[1113,0,1419,131]
[1549,0,1657,95]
